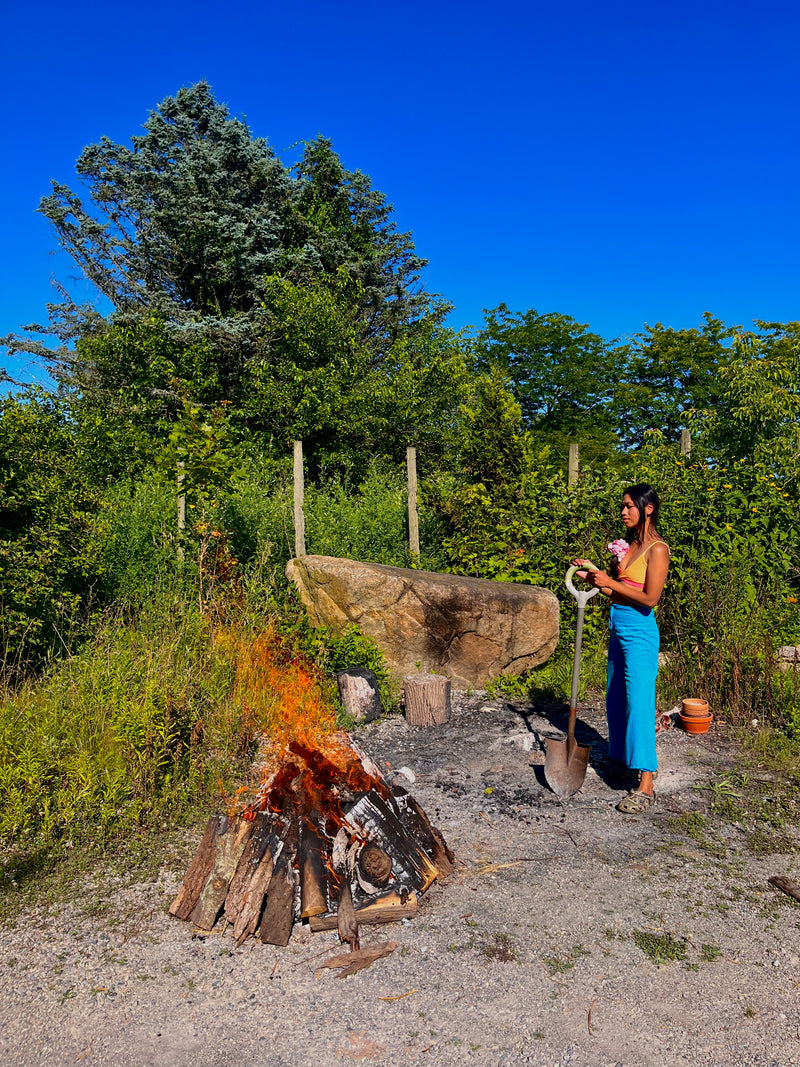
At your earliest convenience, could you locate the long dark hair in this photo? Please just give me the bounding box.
[623,483,661,544]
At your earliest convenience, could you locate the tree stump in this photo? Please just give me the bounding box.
[336,668,382,722]
[403,673,451,726]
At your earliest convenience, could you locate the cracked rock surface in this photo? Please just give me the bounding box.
[286,556,559,686]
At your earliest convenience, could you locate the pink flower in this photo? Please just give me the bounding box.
[608,538,629,563]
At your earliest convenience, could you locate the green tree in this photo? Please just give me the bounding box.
[615,313,737,449]
[3,83,433,403]
[699,322,800,471]
[0,391,102,672]
[475,304,619,463]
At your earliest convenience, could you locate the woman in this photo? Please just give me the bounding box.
[574,483,670,813]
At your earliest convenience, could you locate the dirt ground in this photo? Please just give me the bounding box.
[1,691,799,1067]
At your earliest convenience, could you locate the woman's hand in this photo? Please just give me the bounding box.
[571,557,595,581]
[586,568,611,588]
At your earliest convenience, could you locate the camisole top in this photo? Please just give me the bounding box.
[618,540,670,590]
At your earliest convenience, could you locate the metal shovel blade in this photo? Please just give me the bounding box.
[544,730,591,800]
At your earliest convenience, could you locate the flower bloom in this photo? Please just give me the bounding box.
[608,539,629,563]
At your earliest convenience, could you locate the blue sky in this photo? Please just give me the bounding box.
[2,0,798,389]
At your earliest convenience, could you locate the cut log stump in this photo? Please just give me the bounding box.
[336,668,382,723]
[404,673,451,726]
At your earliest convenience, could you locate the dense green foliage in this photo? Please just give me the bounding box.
[0,392,102,671]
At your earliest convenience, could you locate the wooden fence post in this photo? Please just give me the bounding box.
[407,445,420,559]
[177,460,186,562]
[680,429,691,457]
[568,442,579,487]
[293,440,306,558]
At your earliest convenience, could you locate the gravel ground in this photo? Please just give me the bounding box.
[1,691,799,1067]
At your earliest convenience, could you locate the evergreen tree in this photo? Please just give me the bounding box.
[3,83,434,409]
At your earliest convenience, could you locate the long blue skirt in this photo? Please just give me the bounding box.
[606,603,659,773]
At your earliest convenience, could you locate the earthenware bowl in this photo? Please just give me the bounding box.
[678,711,713,735]
[681,698,710,718]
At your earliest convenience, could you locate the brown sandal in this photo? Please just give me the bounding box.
[617,789,656,814]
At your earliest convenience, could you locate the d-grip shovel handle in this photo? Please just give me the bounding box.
[565,564,600,715]
[565,563,600,603]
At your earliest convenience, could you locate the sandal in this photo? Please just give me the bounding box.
[617,789,656,814]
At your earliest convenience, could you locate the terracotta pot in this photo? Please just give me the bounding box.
[678,711,713,735]
[681,698,709,718]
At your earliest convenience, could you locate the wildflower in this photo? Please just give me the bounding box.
[723,484,732,488]
[789,597,798,604]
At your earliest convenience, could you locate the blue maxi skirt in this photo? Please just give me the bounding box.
[606,603,659,773]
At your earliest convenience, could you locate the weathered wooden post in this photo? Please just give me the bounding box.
[568,441,579,487]
[680,428,692,457]
[177,460,186,562]
[407,445,420,559]
[293,440,306,558]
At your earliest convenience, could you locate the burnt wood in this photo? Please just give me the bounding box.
[345,790,438,893]
[358,843,393,887]
[225,812,281,943]
[336,878,360,950]
[769,875,800,902]
[260,814,299,947]
[320,941,397,977]
[299,804,329,919]
[189,816,254,930]
[395,788,455,877]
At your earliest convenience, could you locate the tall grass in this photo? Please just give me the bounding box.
[0,598,248,850]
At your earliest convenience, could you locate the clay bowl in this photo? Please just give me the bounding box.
[681,698,710,718]
[678,711,713,735]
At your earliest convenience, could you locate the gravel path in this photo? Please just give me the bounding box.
[1,693,799,1067]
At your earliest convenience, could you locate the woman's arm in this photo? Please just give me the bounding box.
[576,543,670,608]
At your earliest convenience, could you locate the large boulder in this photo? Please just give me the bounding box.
[286,555,559,688]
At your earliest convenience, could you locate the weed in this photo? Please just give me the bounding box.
[632,929,688,964]
[541,943,590,976]
[481,933,519,963]
[699,943,722,962]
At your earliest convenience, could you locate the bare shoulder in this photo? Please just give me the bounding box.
[649,540,671,562]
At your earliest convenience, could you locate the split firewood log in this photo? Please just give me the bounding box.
[336,878,360,952]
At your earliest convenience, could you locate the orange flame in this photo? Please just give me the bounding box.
[216,625,390,823]
[220,626,338,751]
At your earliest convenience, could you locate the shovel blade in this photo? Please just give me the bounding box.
[544,736,590,799]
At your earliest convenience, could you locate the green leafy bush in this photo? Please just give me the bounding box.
[0,391,103,675]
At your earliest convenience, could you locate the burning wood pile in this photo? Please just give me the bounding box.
[170,730,453,955]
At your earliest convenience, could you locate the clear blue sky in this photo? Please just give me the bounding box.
[2,0,798,389]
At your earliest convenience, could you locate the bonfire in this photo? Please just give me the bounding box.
[169,630,453,972]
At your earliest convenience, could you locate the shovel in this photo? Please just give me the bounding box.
[544,563,599,799]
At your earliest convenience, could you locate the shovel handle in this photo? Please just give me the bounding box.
[565,564,599,721]
[565,563,600,602]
